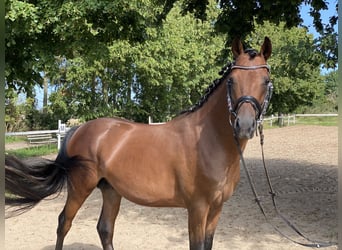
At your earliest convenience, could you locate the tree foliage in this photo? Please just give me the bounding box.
[5,0,160,94]
[46,2,225,122]
[163,0,337,67]
[6,0,337,92]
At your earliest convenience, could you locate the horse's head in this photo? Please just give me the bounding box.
[228,37,273,139]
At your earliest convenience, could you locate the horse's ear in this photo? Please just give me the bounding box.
[232,38,244,59]
[260,37,272,60]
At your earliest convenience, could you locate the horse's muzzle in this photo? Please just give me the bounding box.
[233,109,257,139]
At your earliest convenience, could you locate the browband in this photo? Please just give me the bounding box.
[231,64,270,72]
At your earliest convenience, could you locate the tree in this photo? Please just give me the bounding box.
[5,0,160,96]
[47,2,224,123]
[321,70,337,112]
[160,0,337,66]
[5,0,44,93]
[133,3,225,121]
[5,87,39,132]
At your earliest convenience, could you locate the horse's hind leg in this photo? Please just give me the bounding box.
[97,179,122,250]
[55,172,98,250]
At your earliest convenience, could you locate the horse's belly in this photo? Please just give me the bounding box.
[104,162,186,207]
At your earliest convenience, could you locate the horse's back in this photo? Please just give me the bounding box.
[66,118,135,154]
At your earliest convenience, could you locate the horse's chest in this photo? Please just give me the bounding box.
[210,183,235,208]
[216,168,240,204]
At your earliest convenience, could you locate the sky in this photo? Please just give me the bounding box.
[33,1,338,110]
[300,0,338,38]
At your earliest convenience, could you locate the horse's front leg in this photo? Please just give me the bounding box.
[204,204,223,250]
[187,203,210,250]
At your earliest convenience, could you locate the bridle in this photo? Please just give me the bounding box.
[226,63,273,129]
[226,62,337,248]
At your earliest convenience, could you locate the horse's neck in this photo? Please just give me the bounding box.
[191,82,248,154]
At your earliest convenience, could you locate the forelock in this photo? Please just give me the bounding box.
[244,49,259,59]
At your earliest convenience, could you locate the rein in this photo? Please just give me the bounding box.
[234,125,338,248]
[227,63,337,247]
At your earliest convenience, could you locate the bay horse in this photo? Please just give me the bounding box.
[5,37,272,250]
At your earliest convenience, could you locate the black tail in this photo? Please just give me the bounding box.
[5,126,80,217]
[5,155,68,214]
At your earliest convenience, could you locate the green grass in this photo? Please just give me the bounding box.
[294,116,338,126]
[6,144,58,158]
[5,135,26,144]
[263,115,338,128]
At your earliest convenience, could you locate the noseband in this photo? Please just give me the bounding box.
[226,63,273,126]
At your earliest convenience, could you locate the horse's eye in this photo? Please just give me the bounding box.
[264,78,270,85]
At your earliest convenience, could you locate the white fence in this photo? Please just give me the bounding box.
[263,114,338,127]
[148,116,166,125]
[5,120,69,150]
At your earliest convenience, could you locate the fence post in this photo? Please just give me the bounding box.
[57,120,61,150]
[57,120,66,150]
[278,113,284,127]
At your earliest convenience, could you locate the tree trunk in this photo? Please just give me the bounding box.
[43,74,48,113]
